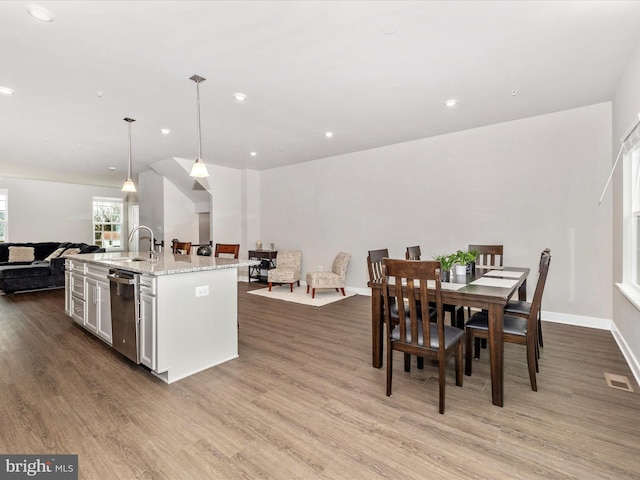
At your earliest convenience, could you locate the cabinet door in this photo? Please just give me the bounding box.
[139,291,157,370]
[96,280,112,344]
[85,278,99,334]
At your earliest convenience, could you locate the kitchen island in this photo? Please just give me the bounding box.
[64,251,259,383]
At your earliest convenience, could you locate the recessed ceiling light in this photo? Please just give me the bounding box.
[234,92,247,101]
[445,99,457,107]
[108,167,116,171]
[0,86,14,95]
[160,128,171,135]
[250,151,257,157]
[325,132,334,138]
[27,5,54,22]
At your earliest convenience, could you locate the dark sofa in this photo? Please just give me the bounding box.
[0,242,104,294]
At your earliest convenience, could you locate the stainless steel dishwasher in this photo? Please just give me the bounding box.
[108,269,140,364]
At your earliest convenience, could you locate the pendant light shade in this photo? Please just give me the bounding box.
[189,74,210,178]
[121,117,137,192]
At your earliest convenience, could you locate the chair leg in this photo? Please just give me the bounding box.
[404,353,411,372]
[312,288,315,299]
[307,285,310,294]
[455,341,463,387]
[474,337,481,359]
[386,342,393,397]
[290,283,293,292]
[340,288,346,296]
[527,336,538,391]
[438,356,446,414]
[417,356,424,369]
[268,282,272,292]
[465,329,473,376]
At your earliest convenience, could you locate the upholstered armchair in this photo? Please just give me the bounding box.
[306,252,351,298]
[268,250,302,292]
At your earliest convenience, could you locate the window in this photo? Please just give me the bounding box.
[93,197,123,251]
[0,189,6,242]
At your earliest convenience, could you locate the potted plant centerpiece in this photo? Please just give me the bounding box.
[453,250,473,276]
[434,253,455,282]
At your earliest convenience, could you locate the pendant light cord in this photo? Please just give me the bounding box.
[196,78,202,160]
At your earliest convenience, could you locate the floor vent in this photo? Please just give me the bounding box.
[604,372,634,392]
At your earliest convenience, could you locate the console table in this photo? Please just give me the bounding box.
[248,250,277,283]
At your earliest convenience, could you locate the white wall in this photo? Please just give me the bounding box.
[163,178,199,246]
[612,38,640,381]
[209,164,243,247]
[138,170,164,251]
[0,176,123,243]
[260,103,613,323]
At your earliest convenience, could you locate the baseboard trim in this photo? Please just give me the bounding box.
[541,310,612,330]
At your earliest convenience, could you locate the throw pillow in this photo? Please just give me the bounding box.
[8,246,35,263]
[61,248,82,257]
[44,247,66,262]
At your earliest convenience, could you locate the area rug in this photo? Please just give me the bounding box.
[247,284,356,307]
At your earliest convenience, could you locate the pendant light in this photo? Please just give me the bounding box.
[189,74,210,178]
[121,117,137,192]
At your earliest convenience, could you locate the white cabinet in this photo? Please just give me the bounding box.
[86,264,112,344]
[138,275,156,370]
[68,259,87,326]
[66,260,112,345]
[86,276,112,343]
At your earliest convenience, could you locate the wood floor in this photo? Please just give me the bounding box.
[1,283,639,479]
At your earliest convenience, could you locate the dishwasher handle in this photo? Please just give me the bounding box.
[108,273,136,285]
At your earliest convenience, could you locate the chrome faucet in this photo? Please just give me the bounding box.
[128,225,158,261]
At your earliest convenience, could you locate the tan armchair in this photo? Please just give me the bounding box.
[268,250,302,292]
[306,252,351,298]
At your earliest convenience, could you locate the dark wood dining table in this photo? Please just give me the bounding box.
[368,266,529,407]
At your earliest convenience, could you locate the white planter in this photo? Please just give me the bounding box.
[454,264,467,276]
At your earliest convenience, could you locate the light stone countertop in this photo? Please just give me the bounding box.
[66,251,260,276]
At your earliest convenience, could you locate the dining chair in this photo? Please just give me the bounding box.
[215,243,240,259]
[469,244,503,268]
[467,244,505,343]
[405,245,421,260]
[382,258,464,414]
[405,245,464,329]
[171,241,192,254]
[369,249,435,370]
[367,248,389,283]
[504,248,551,352]
[268,250,302,292]
[464,251,551,392]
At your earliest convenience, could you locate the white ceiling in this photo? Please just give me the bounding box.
[2,0,640,188]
